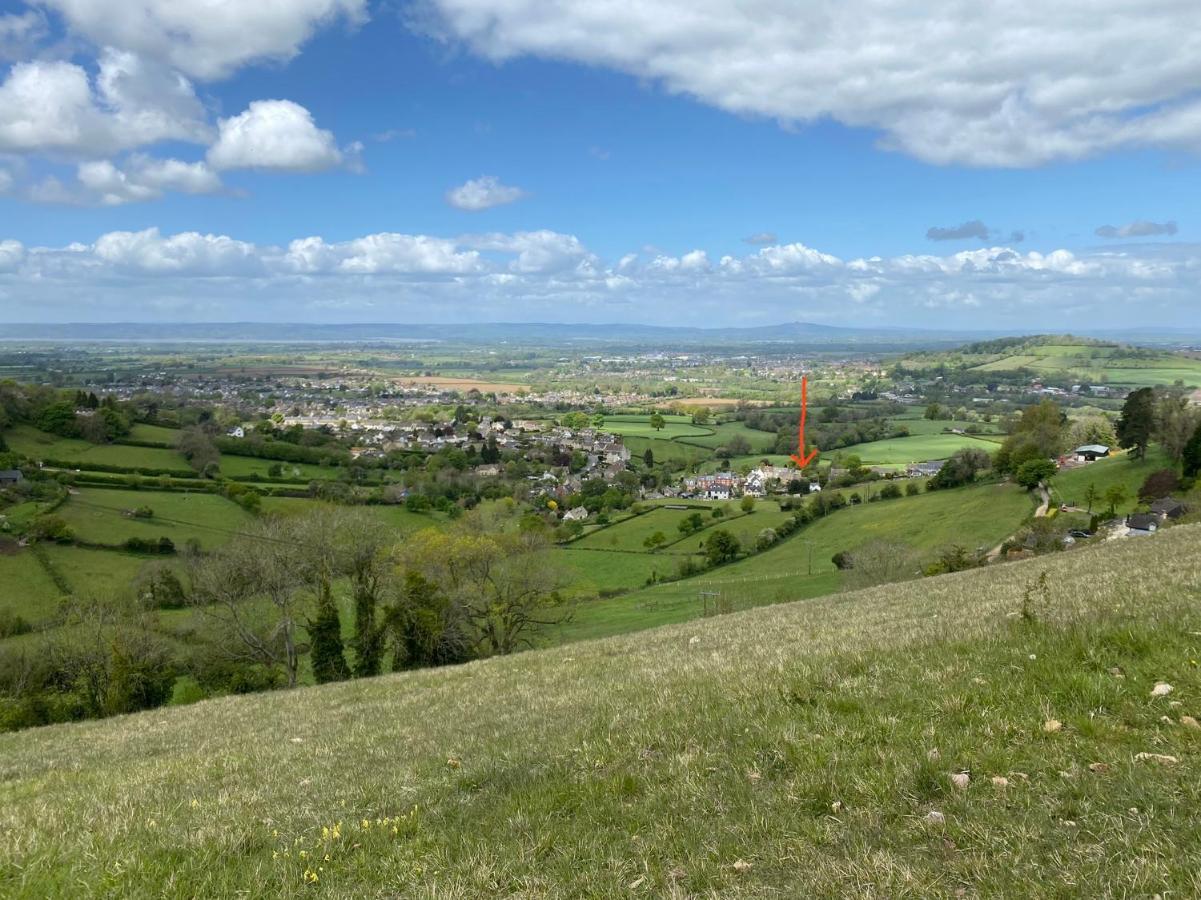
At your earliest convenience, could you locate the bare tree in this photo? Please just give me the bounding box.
[187,518,307,687]
[841,540,922,591]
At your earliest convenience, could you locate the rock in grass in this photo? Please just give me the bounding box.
[1151,682,1174,697]
[991,776,1009,788]
[732,859,752,874]
[924,810,946,825]
[1088,762,1111,775]
[1181,715,1201,730]
[1043,719,1063,733]
[949,772,970,790]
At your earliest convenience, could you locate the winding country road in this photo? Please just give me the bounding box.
[985,482,1051,561]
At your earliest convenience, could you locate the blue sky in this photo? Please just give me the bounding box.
[1,1,1200,328]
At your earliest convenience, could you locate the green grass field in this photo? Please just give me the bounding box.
[668,502,795,555]
[37,544,150,601]
[4,425,345,482]
[571,505,729,553]
[832,432,1002,465]
[1050,447,1174,514]
[0,546,65,625]
[675,421,777,452]
[968,345,1201,388]
[622,434,709,465]
[601,414,712,440]
[4,425,190,471]
[57,487,254,549]
[561,482,1035,643]
[125,423,182,444]
[558,546,697,594]
[4,525,1200,896]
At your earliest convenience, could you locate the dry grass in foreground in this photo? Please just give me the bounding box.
[2,526,1201,897]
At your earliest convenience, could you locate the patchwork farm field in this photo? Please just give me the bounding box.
[558,546,696,594]
[601,414,711,440]
[38,545,149,603]
[57,487,254,548]
[4,425,189,470]
[0,545,64,625]
[562,482,1036,642]
[621,435,709,465]
[968,345,1201,387]
[571,504,730,552]
[833,432,1002,465]
[125,423,185,444]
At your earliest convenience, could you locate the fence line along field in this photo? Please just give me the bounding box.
[3,524,1199,896]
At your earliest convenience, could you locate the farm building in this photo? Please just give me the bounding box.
[1125,513,1159,535]
[1073,444,1110,462]
[0,470,23,485]
[907,461,945,478]
[1150,497,1188,521]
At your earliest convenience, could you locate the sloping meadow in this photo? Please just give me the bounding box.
[2,526,1200,896]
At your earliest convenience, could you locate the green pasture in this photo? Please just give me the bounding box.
[0,546,65,626]
[4,425,189,470]
[558,546,695,595]
[38,544,150,600]
[832,432,1001,464]
[572,505,729,553]
[622,435,709,465]
[58,487,253,549]
[668,502,795,555]
[601,414,711,440]
[1050,447,1173,515]
[675,421,777,452]
[125,423,182,444]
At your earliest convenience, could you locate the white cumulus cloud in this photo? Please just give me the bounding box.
[207,100,343,172]
[0,238,23,271]
[5,228,1200,328]
[92,227,261,274]
[424,0,1201,167]
[0,51,207,155]
[446,175,527,211]
[41,0,367,80]
[74,156,222,205]
[285,234,483,274]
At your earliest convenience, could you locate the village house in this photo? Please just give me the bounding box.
[907,461,945,478]
[744,464,800,496]
[1150,497,1188,521]
[1125,513,1159,536]
[561,506,589,523]
[0,469,23,485]
[683,473,738,500]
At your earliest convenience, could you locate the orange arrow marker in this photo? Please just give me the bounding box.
[790,375,820,469]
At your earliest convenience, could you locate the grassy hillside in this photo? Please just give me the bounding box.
[1050,448,1173,514]
[3,525,1199,896]
[558,482,1035,643]
[905,337,1201,388]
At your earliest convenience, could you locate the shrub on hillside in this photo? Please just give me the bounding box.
[1138,469,1181,500]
